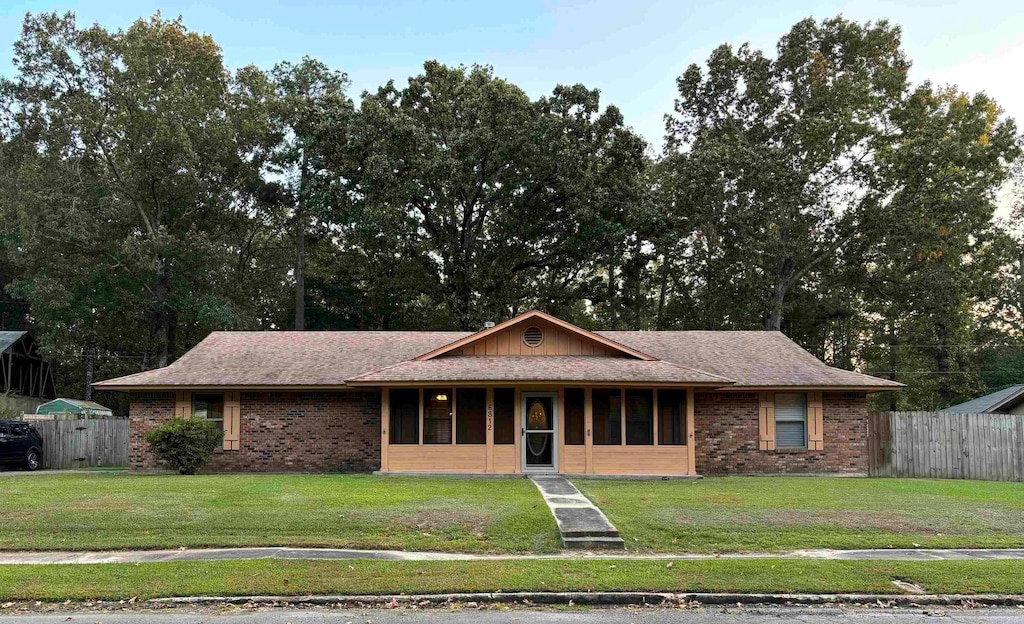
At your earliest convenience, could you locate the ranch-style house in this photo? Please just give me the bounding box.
[96,310,901,476]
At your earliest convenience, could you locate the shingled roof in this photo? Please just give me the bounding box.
[347,356,734,385]
[95,316,901,391]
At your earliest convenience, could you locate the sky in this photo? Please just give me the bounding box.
[0,4,1015,374]
[0,0,1022,157]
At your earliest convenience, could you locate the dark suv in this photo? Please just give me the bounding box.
[0,421,43,471]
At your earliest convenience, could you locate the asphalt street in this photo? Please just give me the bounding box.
[1,607,1023,623]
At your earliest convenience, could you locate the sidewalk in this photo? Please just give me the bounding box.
[2,546,1023,565]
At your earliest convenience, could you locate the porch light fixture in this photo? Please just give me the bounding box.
[434,393,448,402]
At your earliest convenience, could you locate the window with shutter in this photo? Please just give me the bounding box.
[774,392,807,449]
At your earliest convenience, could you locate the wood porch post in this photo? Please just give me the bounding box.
[686,388,696,474]
[557,387,565,474]
[451,387,457,446]
[514,388,522,473]
[380,388,390,472]
[584,387,593,474]
[485,387,494,473]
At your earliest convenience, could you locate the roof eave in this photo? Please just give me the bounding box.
[344,379,734,388]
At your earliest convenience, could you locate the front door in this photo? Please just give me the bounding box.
[522,392,557,472]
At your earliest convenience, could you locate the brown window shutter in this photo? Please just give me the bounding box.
[223,391,241,451]
[807,391,824,450]
[758,392,775,451]
[175,391,192,419]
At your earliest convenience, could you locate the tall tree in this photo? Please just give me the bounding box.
[267,57,354,330]
[0,12,281,376]
[347,62,647,329]
[660,17,909,332]
[862,86,1020,408]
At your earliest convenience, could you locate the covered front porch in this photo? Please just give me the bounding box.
[378,385,697,476]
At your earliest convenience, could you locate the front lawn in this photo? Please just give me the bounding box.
[0,473,559,553]
[1,559,1023,600]
[576,477,1024,552]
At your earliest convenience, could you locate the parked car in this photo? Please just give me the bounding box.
[0,420,43,470]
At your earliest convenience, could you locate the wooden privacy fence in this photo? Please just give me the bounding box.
[868,411,1024,482]
[27,418,129,469]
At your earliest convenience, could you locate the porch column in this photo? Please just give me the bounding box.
[686,388,696,474]
[557,387,565,473]
[381,388,390,472]
[584,387,593,474]
[486,387,494,473]
[514,388,522,473]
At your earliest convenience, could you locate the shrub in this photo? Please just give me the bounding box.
[144,418,224,474]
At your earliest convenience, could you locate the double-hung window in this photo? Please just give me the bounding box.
[774,392,807,449]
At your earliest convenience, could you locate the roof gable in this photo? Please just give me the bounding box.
[415,311,656,361]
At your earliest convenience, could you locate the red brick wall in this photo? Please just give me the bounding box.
[129,391,381,472]
[694,392,868,475]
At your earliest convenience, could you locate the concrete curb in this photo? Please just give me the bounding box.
[147,592,1024,608]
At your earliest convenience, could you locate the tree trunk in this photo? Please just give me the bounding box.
[935,322,952,406]
[764,280,786,331]
[83,341,96,402]
[294,220,305,330]
[155,257,172,368]
[655,258,668,330]
[887,322,898,411]
[294,148,309,331]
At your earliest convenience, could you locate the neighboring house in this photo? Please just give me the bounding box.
[95,310,902,476]
[0,331,57,416]
[34,398,114,418]
[940,385,1024,415]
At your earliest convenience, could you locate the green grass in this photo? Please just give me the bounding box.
[0,473,559,553]
[1,559,1022,600]
[576,477,1024,553]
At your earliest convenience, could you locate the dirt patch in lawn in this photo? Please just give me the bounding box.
[391,510,491,536]
[765,510,931,534]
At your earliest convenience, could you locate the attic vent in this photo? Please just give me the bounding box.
[522,326,544,348]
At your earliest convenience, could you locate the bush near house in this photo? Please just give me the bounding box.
[144,419,223,475]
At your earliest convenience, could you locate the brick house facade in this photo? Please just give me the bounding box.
[694,392,868,475]
[129,388,869,475]
[130,391,381,473]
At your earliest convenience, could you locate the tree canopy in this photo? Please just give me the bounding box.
[0,12,1020,410]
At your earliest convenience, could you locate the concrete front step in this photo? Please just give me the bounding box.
[561,527,620,538]
[530,475,623,550]
[562,536,627,550]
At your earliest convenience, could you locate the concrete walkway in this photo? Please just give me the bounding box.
[3,547,1024,565]
[530,475,624,549]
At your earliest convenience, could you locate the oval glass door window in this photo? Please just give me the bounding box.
[528,400,550,430]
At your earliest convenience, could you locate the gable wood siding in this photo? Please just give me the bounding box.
[446,318,624,357]
[129,391,380,472]
[695,392,867,475]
